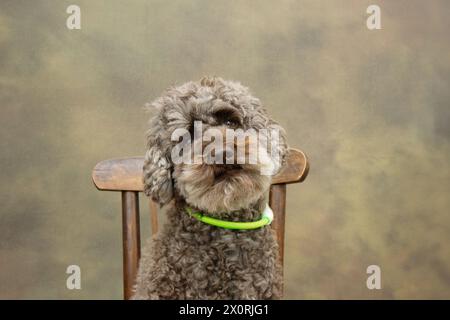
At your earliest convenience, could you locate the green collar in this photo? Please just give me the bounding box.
[186,204,274,230]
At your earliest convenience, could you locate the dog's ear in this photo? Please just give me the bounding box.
[143,114,173,206]
[249,106,289,175]
[267,120,289,174]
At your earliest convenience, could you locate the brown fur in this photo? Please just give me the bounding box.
[133,77,288,299]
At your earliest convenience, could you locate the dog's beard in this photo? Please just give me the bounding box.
[174,162,271,213]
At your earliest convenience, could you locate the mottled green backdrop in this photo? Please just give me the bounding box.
[0,0,449,299]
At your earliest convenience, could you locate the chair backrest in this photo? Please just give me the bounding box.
[92,148,309,299]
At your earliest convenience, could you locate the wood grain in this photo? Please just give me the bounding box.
[121,191,141,300]
[92,148,309,191]
[269,184,287,268]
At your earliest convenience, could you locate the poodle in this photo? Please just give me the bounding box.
[132,77,288,299]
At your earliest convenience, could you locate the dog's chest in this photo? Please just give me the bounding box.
[172,226,277,272]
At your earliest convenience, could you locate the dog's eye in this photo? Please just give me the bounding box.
[225,119,237,127]
[213,108,241,128]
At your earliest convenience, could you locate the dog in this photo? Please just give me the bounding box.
[132,77,288,299]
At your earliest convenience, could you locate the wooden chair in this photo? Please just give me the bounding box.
[92,148,309,299]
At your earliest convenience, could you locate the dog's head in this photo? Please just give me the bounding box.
[143,77,288,213]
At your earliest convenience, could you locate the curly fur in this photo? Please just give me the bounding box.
[133,77,288,299]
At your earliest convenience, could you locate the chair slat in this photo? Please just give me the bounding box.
[92,148,309,191]
[269,184,287,297]
[269,184,287,267]
[121,191,141,300]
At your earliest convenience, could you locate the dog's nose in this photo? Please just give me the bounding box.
[204,145,235,164]
[200,127,255,165]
